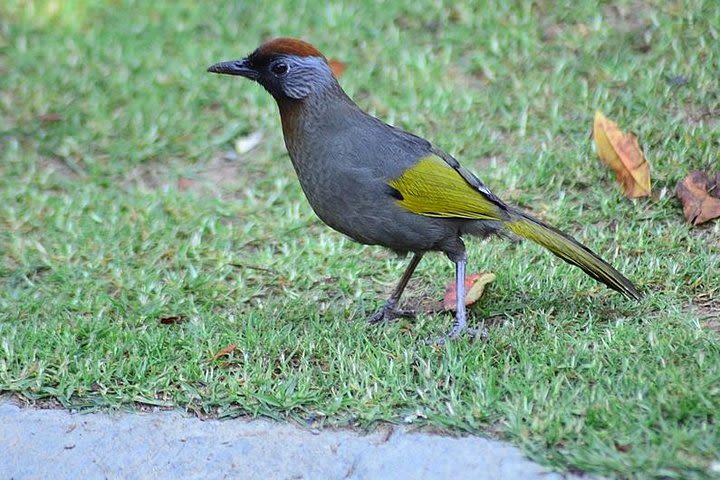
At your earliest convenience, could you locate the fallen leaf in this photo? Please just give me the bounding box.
[675,171,720,225]
[234,130,263,155]
[442,272,496,311]
[614,442,632,453]
[208,343,237,362]
[593,111,651,198]
[159,315,186,325]
[38,112,63,123]
[328,59,346,77]
[176,177,196,191]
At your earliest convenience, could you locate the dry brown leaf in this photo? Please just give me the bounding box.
[159,315,186,325]
[328,59,346,77]
[675,171,720,225]
[38,112,63,123]
[593,111,651,198]
[614,442,632,453]
[177,177,196,191]
[208,343,237,362]
[442,272,495,311]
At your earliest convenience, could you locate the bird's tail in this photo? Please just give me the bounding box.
[505,209,642,299]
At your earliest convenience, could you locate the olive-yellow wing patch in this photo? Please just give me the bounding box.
[388,155,505,220]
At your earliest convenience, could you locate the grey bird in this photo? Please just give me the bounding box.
[207,37,641,339]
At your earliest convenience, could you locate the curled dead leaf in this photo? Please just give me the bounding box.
[159,315,186,325]
[177,177,197,191]
[38,112,63,123]
[328,59,347,77]
[208,343,237,362]
[443,272,495,311]
[675,171,720,225]
[593,111,651,198]
[614,442,632,453]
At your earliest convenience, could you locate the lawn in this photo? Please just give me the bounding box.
[1,0,719,478]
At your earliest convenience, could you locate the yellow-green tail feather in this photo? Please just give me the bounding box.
[506,210,642,299]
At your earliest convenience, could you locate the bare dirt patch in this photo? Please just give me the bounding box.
[684,107,720,127]
[694,297,720,333]
[123,150,257,198]
[39,156,84,180]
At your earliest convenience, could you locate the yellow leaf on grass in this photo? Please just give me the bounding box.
[442,272,496,311]
[593,111,651,198]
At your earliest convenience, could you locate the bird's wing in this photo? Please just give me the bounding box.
[387,150,510,221]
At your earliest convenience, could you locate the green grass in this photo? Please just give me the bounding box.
[1,0,719,478]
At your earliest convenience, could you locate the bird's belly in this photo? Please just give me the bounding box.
[294,170,457,252]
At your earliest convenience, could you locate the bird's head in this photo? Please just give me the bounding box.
[207,38,336,101]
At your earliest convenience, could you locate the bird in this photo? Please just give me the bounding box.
[207,37,642,339]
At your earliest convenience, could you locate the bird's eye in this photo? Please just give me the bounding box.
[271,62,289,76]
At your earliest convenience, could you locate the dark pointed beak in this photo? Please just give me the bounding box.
[207,58,258,80]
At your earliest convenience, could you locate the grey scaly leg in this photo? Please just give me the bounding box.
[448,256,467,338]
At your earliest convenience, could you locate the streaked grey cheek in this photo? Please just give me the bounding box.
[282,63,333,99]
[284,83,312,99]
[283,69,313,99]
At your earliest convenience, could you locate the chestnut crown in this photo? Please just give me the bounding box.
[207,37,336,101]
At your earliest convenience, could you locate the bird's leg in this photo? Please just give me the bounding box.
[423,252,477,345]
[447,255,467,338]
[425,254,491,345]
[368,252,424,324]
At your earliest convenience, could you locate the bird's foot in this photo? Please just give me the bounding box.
[424,327,489,346]
[367,299,416,324]
[423,313,489,345]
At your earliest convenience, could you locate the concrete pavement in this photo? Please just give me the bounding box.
[0,401,584,479]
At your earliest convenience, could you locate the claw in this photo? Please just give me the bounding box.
[367,307,388,325]
[367,253,424,325]
[447,311,467,338]
[367,299,416,324]
[423,326,489,346]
